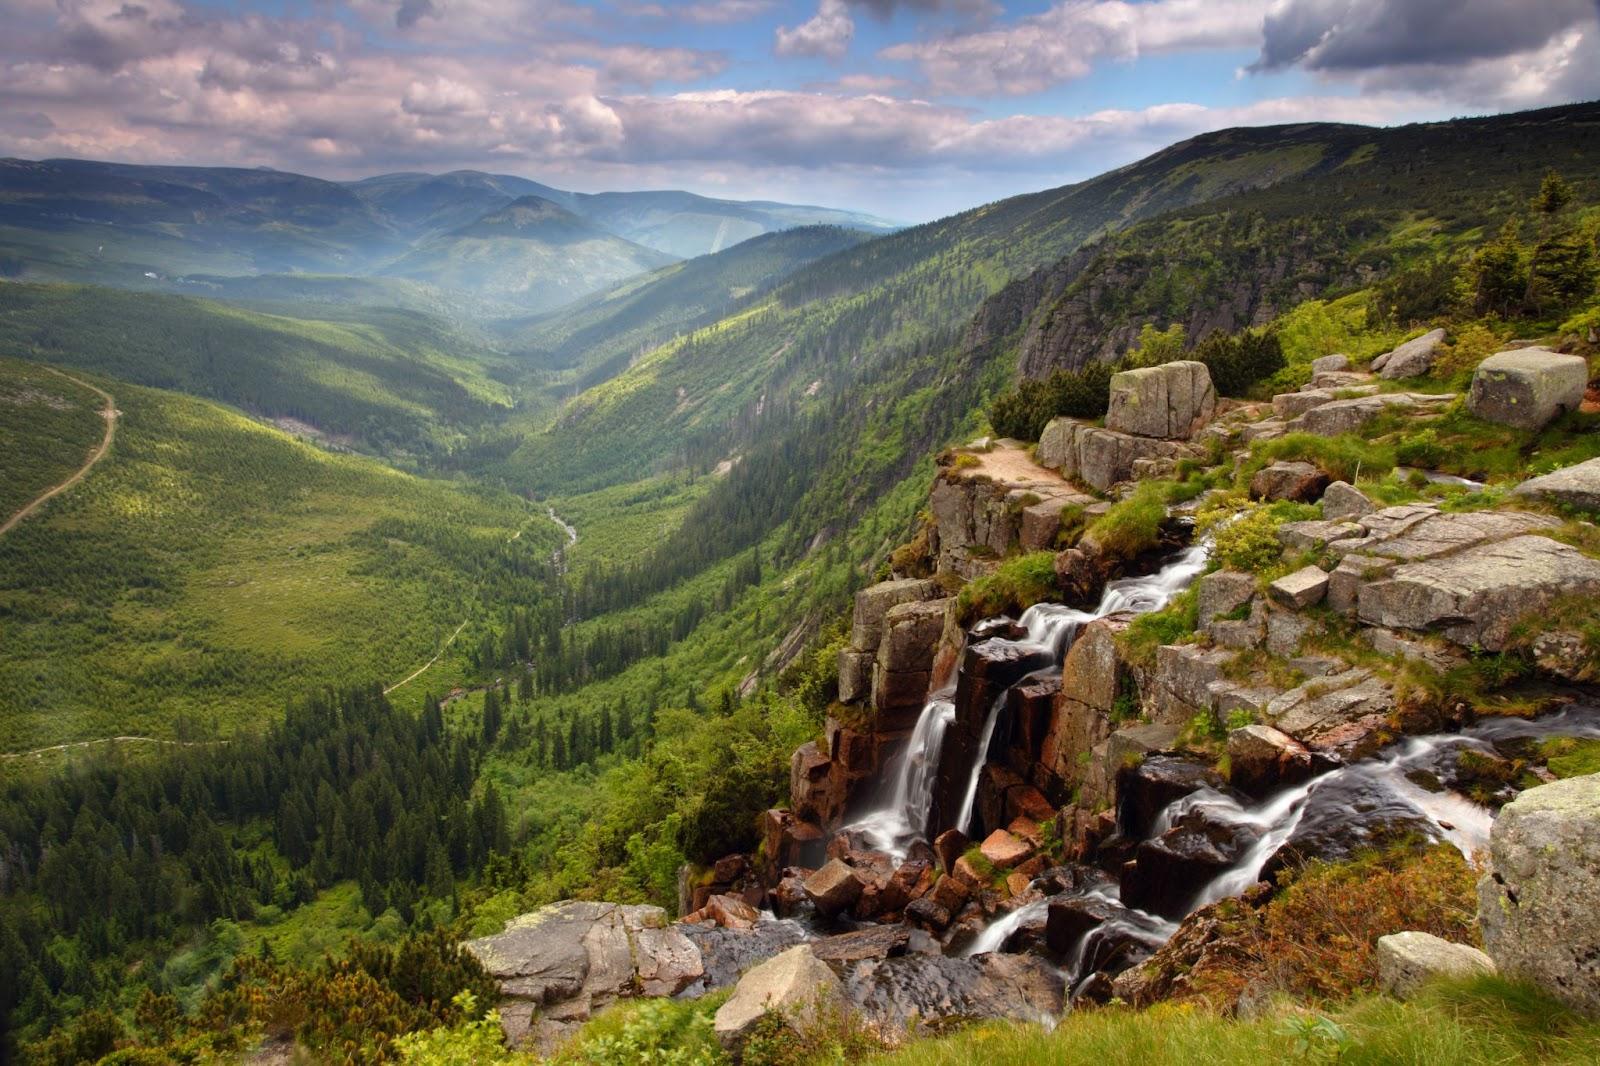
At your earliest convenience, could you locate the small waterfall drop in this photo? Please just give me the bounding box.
[855,692,957,855]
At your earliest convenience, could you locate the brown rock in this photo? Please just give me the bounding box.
[704,894,760,931]
[803,859,864,917]
[1250,460,1329,503]
[933,828,969,875]
[979,829,1034,870]
[931,873,971,913]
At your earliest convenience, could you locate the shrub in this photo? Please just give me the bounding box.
[1205,506,1286,574]
[556,997,727,1066]
[1192,329,1286,398]
[1083,481,1168,559]
[956,551,1060,622]
[989,361,1117,440]
[1116,587,1198,669]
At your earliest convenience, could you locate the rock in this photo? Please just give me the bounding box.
[760,809,825,875]
[790,742,842,826]
[1268,565,1329,609]
[1311,353,1351,375]
[810,925,919,968]
[1276,519,1363,552]
[1273,388,1337,419]
[1116,755,1225,840]
[1467,348,1588,430]
[1241,418,1288,443]
[804,859,865,917]
[1267,668,1393,758]
[842,952,1064,1040]
[703,894,760,930]
[979,829,1034,870]
[1075,426,1195,492]
[933,828,969,876]
[873,598,948,715]
[1478,773,1600,1015]
[1227,724,1314,796]
[1038,417,1079,472]
[1357,535,1600,651]
[1150,645,1232,722]
[1321,480,1374,521]
[1197,570,1255,627]
[466,901,705,1051]
[1250,461,1329,503]
[714,945,842,1047]
[1377,932,1495,999]
[905,896,952,931]
[1513,457,1600,514]
[1288,392,1449,436]
[1266,608,1317,657]
[680,919,810,994]
[838,650,872,704]
[1123,812,1258,919]
[1112,897,1265,1008]
[849,578,940,657]
[1374,328,1446,379]
[1106,360,1217,440]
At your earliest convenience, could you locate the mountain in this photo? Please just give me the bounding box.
[499,224,872,391]
[377,196,680,314]
[565,189,897,258]
[344,170,576,241]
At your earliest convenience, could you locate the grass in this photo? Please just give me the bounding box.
[0,366,560,750]
[1083,481,1168,559]
[1540,737,1600,778]
[955,551,1059,622]
[0,357,106,519]
[862,977,1600,1065]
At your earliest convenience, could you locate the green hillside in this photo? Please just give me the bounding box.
[0,357,562,751]
[0,361,107,520]
[499,225,870,390]
[0,283,516,458]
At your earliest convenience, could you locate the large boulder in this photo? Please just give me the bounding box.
[1250,461,1329,503]
[842,952,1064,1040]
[1105,360,1217,440]
[1268,565,1329,609]
[465,902,704,1052]
[1513,457,1600,514]
[1373,328,1446,380]
[1479,773,1600,1015]
[873,598,949,715]
[1197,570,1255,627]
[804,858,865,917]
[1227,724,1314,796]
[1467,348,1587,430]
[713,945,843,1047]
[1266,668,1393,758]
[1377,931,1494,1000]
[1288,392,1450,436]
[1321,481,1375,521]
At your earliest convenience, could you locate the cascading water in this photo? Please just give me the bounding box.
[855,692,957,855]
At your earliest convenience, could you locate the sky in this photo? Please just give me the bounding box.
[1,0,1598,221]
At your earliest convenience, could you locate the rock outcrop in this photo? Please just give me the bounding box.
[1105,361,1217,440]
[1038,417,1204,493]
[1467,348,1588,430]
[1513,457,1600,514]
[1372,328,1446,380]
[1479,773,1600,1015]
[714,945,842,1047]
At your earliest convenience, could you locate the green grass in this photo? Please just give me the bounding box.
[552,473,713,575]
[863,977,1600,1066]
[0,358,106,519]
[1541,737,1600,778]
[0,365,559,751]
[1083,481,1168,558]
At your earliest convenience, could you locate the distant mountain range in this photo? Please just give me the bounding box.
[0,158,897,313]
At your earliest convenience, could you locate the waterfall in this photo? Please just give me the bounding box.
[855,692,957,856]
[954,691,1012,836]
[964,895,1049,956]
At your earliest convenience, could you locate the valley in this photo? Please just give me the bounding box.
[3,99,1600,1066]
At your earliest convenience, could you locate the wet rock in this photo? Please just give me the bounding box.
[760,809,825,876]
[933,829,968,876]
[1112,895,1267,1008]
[1478,773,1600,1015]
[931,871,972,913]
[1117,755,1225,840]
[1357,535,1600,652]
[804,859,865,917]
[1006,676,1061,771]
[1321,480,1375,521]
[1228,724,1315,796]
[905,896,952,931]
[1268,565,1329,609]
[1512,456,1600,515]
[714,945,841,1047]
[1198,570,1255,627]
[1105,360,1217,440]
[1377,932,1495,999]
[1123,813,1258,918]
[1373,328,1445,379]
[1467,348,1588,430]
[1267,772,1435,877]
[680,919,811,994]
[843,952,1065,1040]
[1045,894,1122,956]
[810,925,920,968]
[1251,461,1329,503]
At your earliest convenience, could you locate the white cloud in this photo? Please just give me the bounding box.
[775,0,856,60]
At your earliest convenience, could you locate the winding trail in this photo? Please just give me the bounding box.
[2,736,223,761]
[383,619,471,696]
[0,368,118,538]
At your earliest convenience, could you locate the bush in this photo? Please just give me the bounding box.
[1116,587,1198,669]
[557,997,727,1066]
[1205,507,1286,573]
[1192,329,1286,398]
[1083,481,1167,560]
[1372,255,1460,326]
[956,551,1060,622]
[989,361,1117,440]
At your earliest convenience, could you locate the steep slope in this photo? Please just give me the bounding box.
[0,283,515,457]
[378,196,679,313]
[498,225,872,391]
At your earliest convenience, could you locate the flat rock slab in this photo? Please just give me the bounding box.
[1377,931,1494,999]
[1269,565,1329,609]
[1513,457,1600,514]
[1468,348,1588,430]
[843,951,1065,1040]
[1288,392,1449,436]
[1357,534,1600,651]
[1268,668,1393,757]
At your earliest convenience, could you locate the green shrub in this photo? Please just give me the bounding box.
[1192,329,1287,398]
[557,997,727,1066]
[1206,507,1286,573]
[1117,587,1198,669]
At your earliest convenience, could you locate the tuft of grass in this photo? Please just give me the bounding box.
[1117,587,1199,670]
[1247,432,1397,485]
[956,551,1059,623]
[1083,481,1168,560]
[1540,737,1600,778]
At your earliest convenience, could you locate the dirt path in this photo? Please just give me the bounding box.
[383,618,470,696]
[2,736,223,761]
[0,368,119,538]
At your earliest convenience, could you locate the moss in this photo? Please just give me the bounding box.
[1083,480,1169,560]
[956,551,1059,623]
[1540,737,1600,778]
[1117,587,1199,670]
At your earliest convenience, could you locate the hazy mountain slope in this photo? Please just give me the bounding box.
[0,356,562,749]
[569,189,897,257]
[0,283,515,456]
[498,225,872,390]
[377,196,679,313]
[345,170,575,241]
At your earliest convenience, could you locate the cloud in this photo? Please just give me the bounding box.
[622,0,774,23]
[882,0,1266,95]
[775,0,855,59]
[556,43,729,88]
[1255,0,1596,73]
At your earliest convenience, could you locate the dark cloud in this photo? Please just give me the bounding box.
[396,0,436,30]
[1255,0,1598,72]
